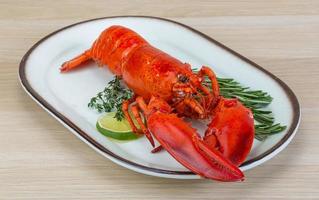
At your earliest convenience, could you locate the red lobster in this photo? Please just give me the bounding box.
[61,26,254,181]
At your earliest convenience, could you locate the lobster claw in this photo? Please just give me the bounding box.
[204,98,255,166]
[147,110,244,181]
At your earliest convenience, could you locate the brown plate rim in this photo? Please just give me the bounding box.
[19,16,300,176]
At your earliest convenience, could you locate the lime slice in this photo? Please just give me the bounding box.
[96,112,140,140]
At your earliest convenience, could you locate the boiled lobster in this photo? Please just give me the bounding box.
[60,25,254,181]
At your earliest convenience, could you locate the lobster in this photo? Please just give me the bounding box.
[60,25,254,181]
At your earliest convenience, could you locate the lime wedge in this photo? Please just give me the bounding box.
[96,112,140,140]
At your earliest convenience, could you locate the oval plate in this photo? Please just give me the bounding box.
[19,16,300,179]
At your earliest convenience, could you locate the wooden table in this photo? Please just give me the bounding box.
[1,1,318,199]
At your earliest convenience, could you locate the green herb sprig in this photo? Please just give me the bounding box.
[88,76,133,121]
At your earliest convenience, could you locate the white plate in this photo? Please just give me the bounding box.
[19,16,300,179]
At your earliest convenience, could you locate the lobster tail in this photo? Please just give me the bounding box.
[60,50,91,72]
[60,25,148,75]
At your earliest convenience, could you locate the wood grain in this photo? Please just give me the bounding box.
[0,0,318,199]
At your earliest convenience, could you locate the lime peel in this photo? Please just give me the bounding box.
[96,112,140,140]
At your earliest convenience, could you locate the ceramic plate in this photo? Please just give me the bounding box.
[19,16,300,179]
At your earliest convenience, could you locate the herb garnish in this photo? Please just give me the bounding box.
[88,76,133,121]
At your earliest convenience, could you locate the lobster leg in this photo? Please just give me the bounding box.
[131,104,155,147]
[151,145,164,153]
[172,82,196,95]
[122,99,139,133]
[122,99,155,147]
[197,66,220,110]
[198,66,220,98]
[177,98,205,119]
[60,50,91,72]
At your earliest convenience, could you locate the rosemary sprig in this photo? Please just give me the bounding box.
[88,76,133,121]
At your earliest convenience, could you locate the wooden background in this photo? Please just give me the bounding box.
[0,0,318,199]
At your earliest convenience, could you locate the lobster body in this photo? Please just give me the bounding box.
[62,26,199,102]
[61,25,255,181]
